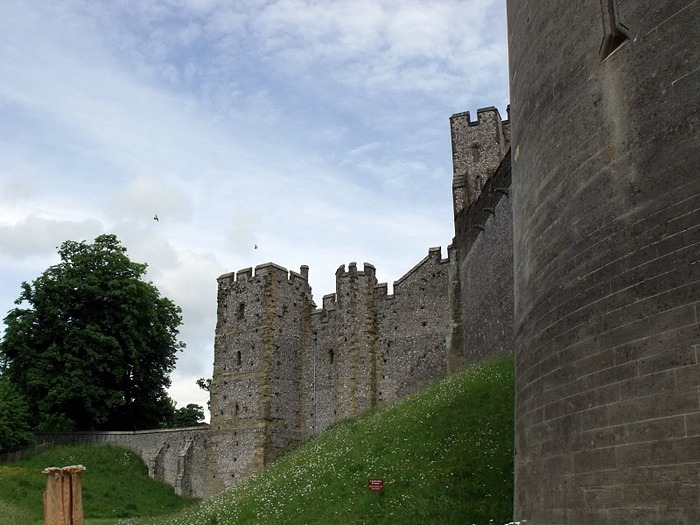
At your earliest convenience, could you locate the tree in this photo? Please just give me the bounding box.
[197,377,212,411]
[0,377,34,453]
[163,403,205,428]
[0,234,184,431]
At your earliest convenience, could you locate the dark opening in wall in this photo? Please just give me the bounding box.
[236,351,242,366]
[329,349,334,364]
[236,303,245,320]
[600,0,629,59]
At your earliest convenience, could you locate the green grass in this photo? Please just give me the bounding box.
[0,444,198,525]
[126,356,515,525]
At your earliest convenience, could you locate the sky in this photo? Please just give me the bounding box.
[0,0,509,419]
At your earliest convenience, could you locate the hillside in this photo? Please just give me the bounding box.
[0,444,198,524]
[129,356,515,525]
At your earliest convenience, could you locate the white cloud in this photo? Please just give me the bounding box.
[0,0,509,411]
[0,216,104,259]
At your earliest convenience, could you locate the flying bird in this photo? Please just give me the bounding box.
[254,244,258,249]
[154,214,159,222]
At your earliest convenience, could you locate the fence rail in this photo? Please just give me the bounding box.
[0,441,54,465]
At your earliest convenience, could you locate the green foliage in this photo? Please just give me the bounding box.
[0,234,184,431]
[196,377,211,411]
[0,378,34,453]
[0,444,198,523]
[129,357,515,525]
[163,403,205,428]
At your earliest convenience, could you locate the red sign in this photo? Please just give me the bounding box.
[368,478,384,492]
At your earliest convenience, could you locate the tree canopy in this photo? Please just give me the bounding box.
[0,234,184,431]
[163,403,205,428]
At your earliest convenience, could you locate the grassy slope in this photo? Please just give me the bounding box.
[129,355,514,525]
[0,444,198,524]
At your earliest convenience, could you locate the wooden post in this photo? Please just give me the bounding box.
[42,465,86,525]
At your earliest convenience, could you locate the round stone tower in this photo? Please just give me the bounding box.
[507,1,700,523]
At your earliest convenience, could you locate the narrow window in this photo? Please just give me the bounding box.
[329,349,334,364]
[600,0,629,59]
[236,303,245,320]
[236,351,242,366]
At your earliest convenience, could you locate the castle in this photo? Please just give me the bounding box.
[39,2,700,523]
[202,106,513,496]
[206,1,700,521]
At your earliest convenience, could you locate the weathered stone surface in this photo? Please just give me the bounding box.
[508,0,700,522]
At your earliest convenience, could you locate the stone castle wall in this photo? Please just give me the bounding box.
[205,246,456,495]
[24,4,699,517]
[203,107,515,497]
[508,0,700,522]
[37,428,207,498]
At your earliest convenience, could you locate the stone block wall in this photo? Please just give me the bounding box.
[451,107,510,217]
[507,0,700,522]
[206,247,454,494]
[375,248,451,404]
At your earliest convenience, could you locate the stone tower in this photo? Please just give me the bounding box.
[204,263,313,496]
[450,107,513,369]
[507,1,700,523]
[450,107,510,218]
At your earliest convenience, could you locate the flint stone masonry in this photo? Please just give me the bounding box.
[204,105,515,497]
[451,107,510,217]
[205,248,456,496]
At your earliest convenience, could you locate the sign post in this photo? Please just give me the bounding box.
[368,478,384,492]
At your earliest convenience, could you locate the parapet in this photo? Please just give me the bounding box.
[335,262,377,280]
[217,263,310,286]
[450,107,510,217]
[322,293,337,309]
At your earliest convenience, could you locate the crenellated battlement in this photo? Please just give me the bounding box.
[206,102,514,496]
[334,261,377,280]
[218,262,310,287]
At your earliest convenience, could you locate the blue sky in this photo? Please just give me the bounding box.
[0,0,509,417]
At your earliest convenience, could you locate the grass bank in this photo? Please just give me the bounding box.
[0,444,198,524]
[128,355,515,525]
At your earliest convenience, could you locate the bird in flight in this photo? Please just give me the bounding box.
[154,214,159,222]
[254,244,258,249]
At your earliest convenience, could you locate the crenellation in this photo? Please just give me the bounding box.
[374,282,388,297]
[236,268,253,281]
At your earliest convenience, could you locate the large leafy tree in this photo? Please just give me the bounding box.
[0,234,184,431]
